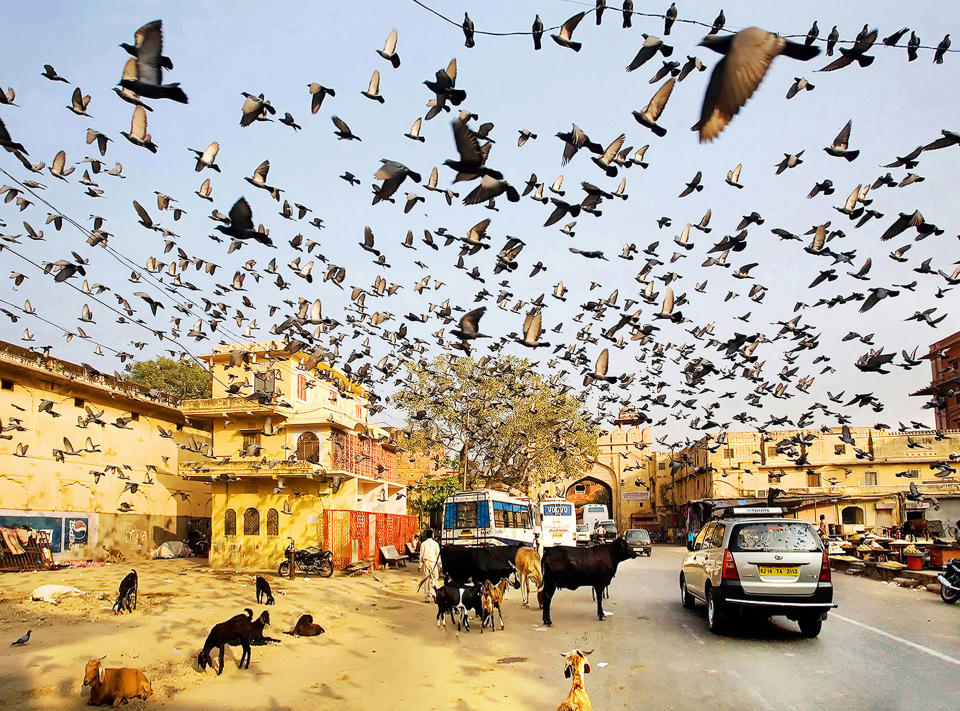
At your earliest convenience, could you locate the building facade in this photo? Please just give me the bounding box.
[912,330,960,430]
[181,341,412,570]
[649,426,960,536]
[0,341,212,560]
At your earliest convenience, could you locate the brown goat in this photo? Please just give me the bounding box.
[82,657,152,707]
[556,649,593,711]
[480,579,509,632]
[287,613,325,636]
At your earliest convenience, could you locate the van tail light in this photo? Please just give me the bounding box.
[721,549,739,580]
[819,548,832,582]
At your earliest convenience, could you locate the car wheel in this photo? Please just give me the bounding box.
[798,615,823,638]
[706,586,726,634]
[680,574,695,609]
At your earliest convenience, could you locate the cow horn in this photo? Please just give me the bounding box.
[582,649,594,656]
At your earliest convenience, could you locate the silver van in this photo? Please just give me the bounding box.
[679,507,835,637]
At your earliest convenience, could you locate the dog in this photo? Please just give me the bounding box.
[255,575,275,605]
[287,614,325,636]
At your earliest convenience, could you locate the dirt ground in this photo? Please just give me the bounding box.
[0,560,567,710]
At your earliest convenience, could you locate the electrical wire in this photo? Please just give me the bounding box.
[411,0,958,53]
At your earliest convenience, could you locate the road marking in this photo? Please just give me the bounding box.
[832,613,960,667]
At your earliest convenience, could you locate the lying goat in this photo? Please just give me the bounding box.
[286,613,325,636]
[112,570,137,614]
[198,608,252,674]
[83,657,152,707]
[251,610,280,645]
[480,578,509,632]
[255,575,275,605]
[434,583,482,632]
[556,649,593,711]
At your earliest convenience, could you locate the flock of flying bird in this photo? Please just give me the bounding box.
[0,4,959,485]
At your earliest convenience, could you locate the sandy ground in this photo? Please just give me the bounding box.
[0,560,563,710]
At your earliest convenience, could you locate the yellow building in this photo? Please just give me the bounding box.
[545,416,657,531]
[180,341,412,571]
[0,340,212,559]
[650,426,960,535]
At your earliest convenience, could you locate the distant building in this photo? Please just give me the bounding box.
[540,422,656,532]
[180,341,413,570]
[650,426,960,537]
[912,330,960,430]
[0,340,212,560]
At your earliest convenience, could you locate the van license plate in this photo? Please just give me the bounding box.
[758,566,798,576]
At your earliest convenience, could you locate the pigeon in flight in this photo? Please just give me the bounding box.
[694,27,820,142]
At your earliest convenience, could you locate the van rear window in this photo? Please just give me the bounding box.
[731,522,821,552]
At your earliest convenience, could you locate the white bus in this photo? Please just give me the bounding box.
[540,498,577,547]
[582,503,609,529]
[441,490,538,546]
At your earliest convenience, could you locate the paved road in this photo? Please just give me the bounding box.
[520,545,960,710]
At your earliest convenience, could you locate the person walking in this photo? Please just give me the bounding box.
[418,529,441,603]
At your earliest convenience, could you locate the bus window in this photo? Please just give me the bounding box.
[455,502,477,528]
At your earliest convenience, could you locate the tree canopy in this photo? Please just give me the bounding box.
[390,355,599,494]
[126,357,213,401]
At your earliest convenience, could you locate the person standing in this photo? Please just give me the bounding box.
[418,529,441,603]
[818,514,829,540]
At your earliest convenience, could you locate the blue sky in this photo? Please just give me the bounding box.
[0,1,958,440]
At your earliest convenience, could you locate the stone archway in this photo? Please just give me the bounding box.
[565,477,613,513]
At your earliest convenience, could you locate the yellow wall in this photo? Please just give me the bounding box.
[0,347,212,559]
[209,477,359,570]
[649,427,960,532]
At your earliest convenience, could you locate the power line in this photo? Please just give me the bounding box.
[0,296,122,356]
[410,0,958,53]
[0,167,256,350]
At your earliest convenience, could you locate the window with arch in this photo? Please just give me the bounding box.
[224,509,237,536]
[266,508,279,536]
[243,507,260,536]
[297,431,320,463]
[841,506,864,525]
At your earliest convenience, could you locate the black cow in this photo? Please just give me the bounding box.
[440,544,522,586]
[541,537,637,626]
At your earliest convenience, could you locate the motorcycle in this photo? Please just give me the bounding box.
[278,545,334,578]
[938,558,960,604]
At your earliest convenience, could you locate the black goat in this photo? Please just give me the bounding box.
[113,570,138,614]
[250,610,280,645]
[255,576,275,605]
[434,583,482,632]
[198,609,253,674]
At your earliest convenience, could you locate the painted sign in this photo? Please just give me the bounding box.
[623,491,650,501]
[0,514,89,552]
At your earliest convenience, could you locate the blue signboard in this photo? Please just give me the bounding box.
[0,514,89,553]
[543,503,573,517]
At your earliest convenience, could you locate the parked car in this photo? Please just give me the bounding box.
[679,507,834,637]
[575,524,591,546]
[624,529,652,556]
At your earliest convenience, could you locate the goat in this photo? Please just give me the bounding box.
[102,546,124,564]
[556,649,593,711]
[250,610,280,645]
[198,608,252,674]
[480,579,509,632]
[286,613,325,636]
[112,570,137,614]
[82,657,152,707]
[515,546,543,608]
[434,583,481,632]
[255,575,275,605]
